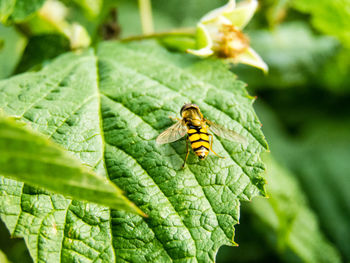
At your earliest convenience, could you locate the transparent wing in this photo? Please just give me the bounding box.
[156,121,187,144]
[207,120,247,145]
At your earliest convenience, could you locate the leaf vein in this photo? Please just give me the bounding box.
[102,48,265,149]
[48,95,98,138]
[58,199,72,263]
[105,142,196,263]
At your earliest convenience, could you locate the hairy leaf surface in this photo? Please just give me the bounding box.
[0,49,117,263]
[0,41,267,262]
[0,116,142,214]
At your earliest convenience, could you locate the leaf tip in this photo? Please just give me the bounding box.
[137,209,149,218]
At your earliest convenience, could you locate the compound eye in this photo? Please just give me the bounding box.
[180,103,199,115]
[180,105,185,115]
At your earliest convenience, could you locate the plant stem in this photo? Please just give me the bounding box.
[138,0,154,34]
[120,27,196,42]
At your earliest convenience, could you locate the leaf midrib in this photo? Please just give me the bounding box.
[101,95,239,258]
[102,96,200,261]
[99,56,262,193]
[113,44,265,146]
[100,53,266,150]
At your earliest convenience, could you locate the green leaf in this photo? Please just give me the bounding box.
[117,0,183,37]
[292,0,350,47]
[319,47,350,94]
[15,34,70,74]
[0,41,267,262]
[152,0,224,28]
[249,155,342,263]
[0,116,143,214]
[0,0,15,23]
[0,249,12,263]
[235,21,350,94]
[290,121,350,261]
[236,22,338,89]
[70,0,102,18]
[0,24,27,79]
[117,0,224,38]
[256,100,350,261]
[0,49,117,262]
[0,0,46,23]
[0,218,32,263]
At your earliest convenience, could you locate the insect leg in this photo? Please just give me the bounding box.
[181,137,190,169]
[209,134,225,158]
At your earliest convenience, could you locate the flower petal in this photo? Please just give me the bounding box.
[230,47,268,73]
[201,0,236,23]
[223,0,258,29]
[187,47,214,57]
[63,23,91,49]
[187,23,214,57]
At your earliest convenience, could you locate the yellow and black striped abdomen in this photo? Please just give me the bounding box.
[187,125,210,159]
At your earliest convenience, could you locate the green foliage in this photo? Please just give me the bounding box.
[0,0,16,23]
[117,0,225,37]
[15,34,70,73]
[0,249,12,263]
[117,0,185,37]
[319,47,350,93]
[0,219,31,263]
[0,0,46,23]
[217,100,346,263]
[292,0,350,47]
[152,0,224,27]
[237,22,338,89]
[0,116,141,214]
[0,24,27,79]
[289,121,350,261]
[70,0,103,18]
[255,97,350,262]
[250,155,341,263]
[1,0,349,261]
[0,40,267,262]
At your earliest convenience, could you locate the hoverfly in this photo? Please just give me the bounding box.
[156,103,247,168]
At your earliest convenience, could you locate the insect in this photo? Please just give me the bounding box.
[156,103,247,168]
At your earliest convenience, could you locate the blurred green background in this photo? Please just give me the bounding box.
[1,0,349,262]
